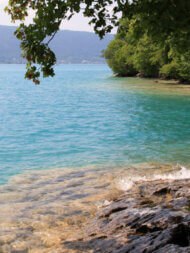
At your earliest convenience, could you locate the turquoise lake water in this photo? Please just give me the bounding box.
[0,64,190,185]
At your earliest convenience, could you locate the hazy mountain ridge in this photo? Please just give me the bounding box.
[0,25,114,64]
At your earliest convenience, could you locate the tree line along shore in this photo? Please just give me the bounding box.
[103,18,190,83]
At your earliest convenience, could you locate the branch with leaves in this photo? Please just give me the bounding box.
[5,0,190,84]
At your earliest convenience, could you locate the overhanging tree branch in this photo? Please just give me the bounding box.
[4,0,190,84]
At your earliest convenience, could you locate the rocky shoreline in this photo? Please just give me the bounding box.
[63,178,190,252]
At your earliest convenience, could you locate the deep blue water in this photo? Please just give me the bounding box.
[0,64,190,185]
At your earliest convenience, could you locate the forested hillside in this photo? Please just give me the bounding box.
[104,18,190,82]
[0,25,113,64]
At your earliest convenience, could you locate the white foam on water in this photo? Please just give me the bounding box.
[97,199,112,208]
[118,166,190,191]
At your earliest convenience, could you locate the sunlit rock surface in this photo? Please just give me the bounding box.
[0,164,189,252]
[64,178,190,252]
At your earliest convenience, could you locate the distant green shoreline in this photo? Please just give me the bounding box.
[111,74,190,86]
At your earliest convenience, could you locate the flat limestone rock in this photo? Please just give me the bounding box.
[63,179,190,252]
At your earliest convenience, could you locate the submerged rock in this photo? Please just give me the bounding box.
[63,178,190,252]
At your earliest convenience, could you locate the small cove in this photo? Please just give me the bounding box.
[0,64,190,251]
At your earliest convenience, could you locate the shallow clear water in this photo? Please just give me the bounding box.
[0,64,190,185]
[0,64,190,252]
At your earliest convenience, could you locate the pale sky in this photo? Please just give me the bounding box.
[0,0,109,32]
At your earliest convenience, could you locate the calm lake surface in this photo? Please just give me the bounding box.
[0,64,190,185]
[0,64,190,251]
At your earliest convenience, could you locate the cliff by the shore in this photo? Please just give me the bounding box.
[63,178,190,252]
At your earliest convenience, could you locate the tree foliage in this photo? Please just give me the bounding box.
[5,0,190,83]
[103,16,190,82]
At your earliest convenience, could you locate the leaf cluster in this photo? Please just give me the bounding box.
[103,16,190,82]
[5,0,190,83]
